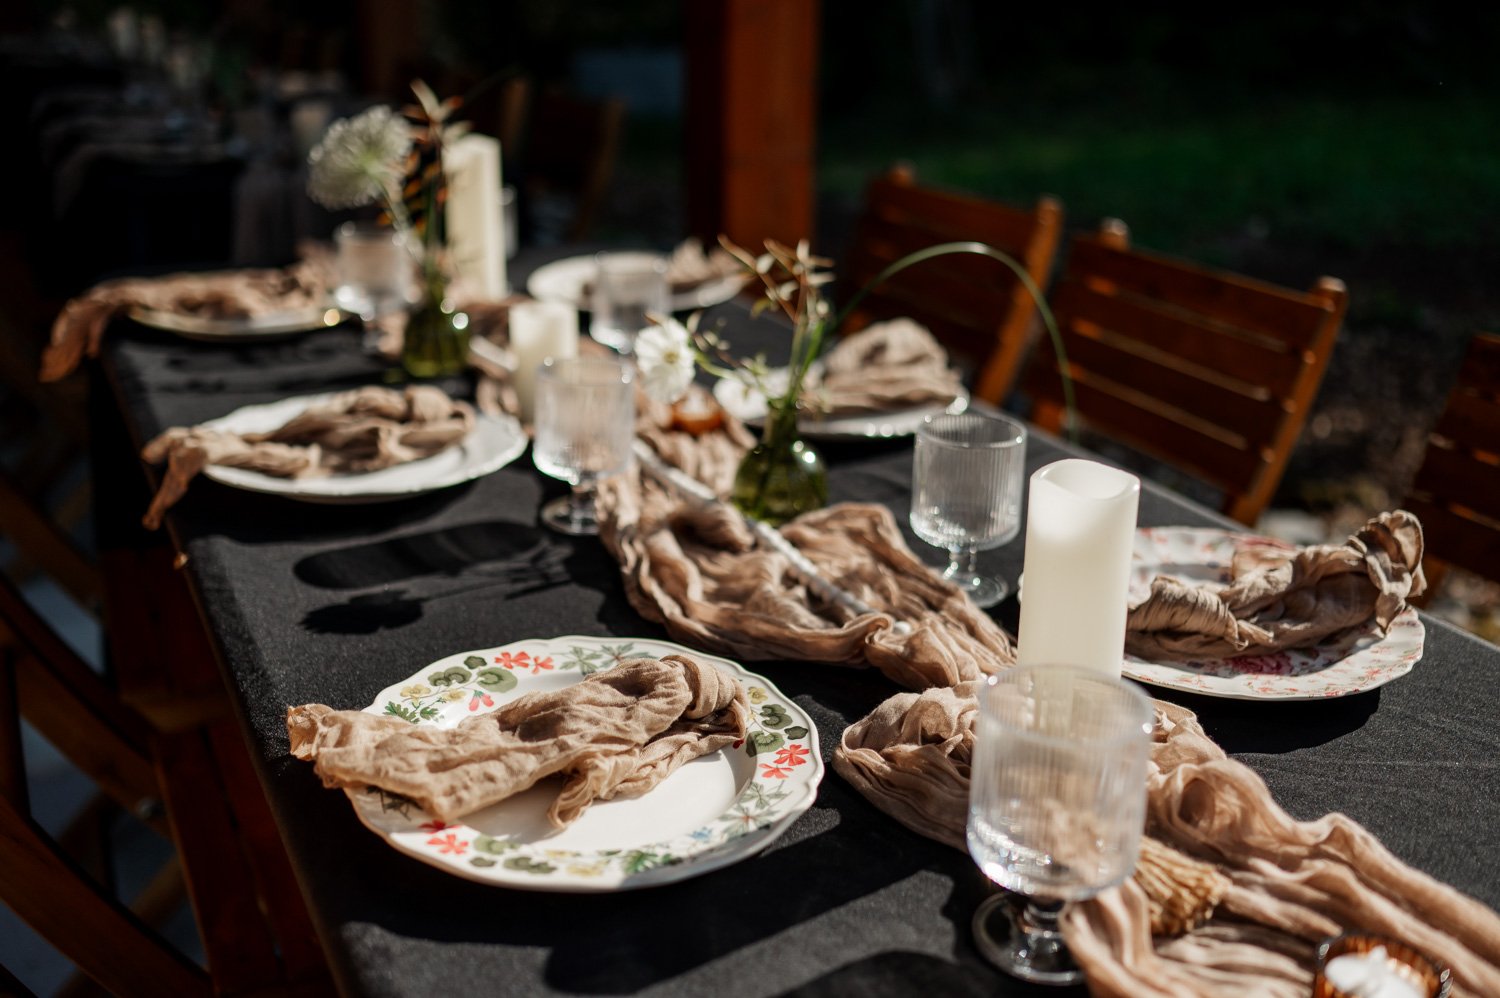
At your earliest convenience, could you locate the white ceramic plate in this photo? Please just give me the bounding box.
[344,635,823,891]
[713,366,970,440]
[1123,527,1425,700]
[130,304,345,341]
[198,393,526,503]
[526,252,745,313]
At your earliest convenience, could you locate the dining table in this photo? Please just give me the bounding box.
[87,248,1500,997]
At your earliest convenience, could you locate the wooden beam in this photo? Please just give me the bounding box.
[685,0,820,249]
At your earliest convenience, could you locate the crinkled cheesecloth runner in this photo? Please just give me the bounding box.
[595,406,1500,996]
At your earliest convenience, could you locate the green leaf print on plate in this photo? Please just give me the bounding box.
[347,636,824,892]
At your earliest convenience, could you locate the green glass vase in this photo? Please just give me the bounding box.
[401,270,469,379]
[731,399,828,526]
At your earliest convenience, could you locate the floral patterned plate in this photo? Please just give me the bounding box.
[345,636,823,891]
[712,365,970,440]
[1124,528,1425,701]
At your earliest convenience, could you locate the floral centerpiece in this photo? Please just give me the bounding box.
[307,82,471,378]
[636,235,1074,526]
[637,237,834,524]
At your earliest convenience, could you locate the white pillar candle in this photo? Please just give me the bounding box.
[1016,459,1141,676]
[444,133,508,300]
[509,301,579,420]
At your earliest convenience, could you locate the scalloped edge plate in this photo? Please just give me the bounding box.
[1123,527,1425,700]
[344,635,823,891]
[527,252,745,313]
[130,304,345,341]
[712,366,969,440]
[197,392,526,503]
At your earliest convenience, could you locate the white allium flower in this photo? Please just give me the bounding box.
[306,105,412,210]
[634,318,696,404]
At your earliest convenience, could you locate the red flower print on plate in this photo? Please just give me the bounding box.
[1227,651,1296,675]
[528,656,554,674]
[495,651,531,670]
[426,832,469,856]
[468,690,495,711]
[419,820,451,833]
[760,763,792,780]
[773,744,810,767]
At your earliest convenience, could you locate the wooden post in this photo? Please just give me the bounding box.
[685,0,820,249]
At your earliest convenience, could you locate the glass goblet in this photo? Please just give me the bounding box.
[967,665,1154,985]
[531,356,636,535]
[589,252,669,356]
[909,411,1027,607]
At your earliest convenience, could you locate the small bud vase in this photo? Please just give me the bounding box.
[401,265,469,379]
[731,397,827,526]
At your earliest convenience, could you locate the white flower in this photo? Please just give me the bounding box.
[635,318,696,403]
[306,105,411,210]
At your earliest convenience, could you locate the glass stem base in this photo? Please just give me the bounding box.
[943,548,1009,608]
[972,894,1082,986]
[541,483,600,536]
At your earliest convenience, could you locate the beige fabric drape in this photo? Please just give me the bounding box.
[288,654,748,828]
[140,385,475,529]
[41,253,333,382]
[594,410,1495,995]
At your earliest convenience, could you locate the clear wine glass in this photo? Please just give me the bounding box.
[589,252,669,355]
[531,356,636,535]
[910,411,1027,607]
[967,665,1154,985]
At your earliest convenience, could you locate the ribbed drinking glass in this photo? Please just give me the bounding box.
[910,411,1026,607]
[532,356,635,535]
[967,665,1153,985]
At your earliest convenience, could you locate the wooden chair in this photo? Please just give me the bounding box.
[840,165,1064,404]
[87,391,332,995]
[0,568,210,997]
[503,80,625,242]
[1023,220,1347,526]
[1403,332,1500,595]
[0,453,329,994]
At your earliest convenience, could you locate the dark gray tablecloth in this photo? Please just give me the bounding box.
[94,256,1500,997]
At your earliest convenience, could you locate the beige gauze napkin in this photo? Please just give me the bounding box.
[140,385,474,529]
[664,237,744,293]
[596,399,1015,690]
[808,318,965,416]
[287,654,748,828]
[39,251,333,382]
[838,693,1500,997]
[1126,512,1426,662]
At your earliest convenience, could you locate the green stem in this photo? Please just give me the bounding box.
[832,240,1077,443]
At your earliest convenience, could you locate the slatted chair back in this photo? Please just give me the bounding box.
[1024,220,1347,526]
[0,570,211,998]
[1404,333,1500,588]
[0,465,97,611]
[840,165,1063,404]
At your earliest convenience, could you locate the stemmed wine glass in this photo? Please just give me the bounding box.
[589,252,669,355]
[967,665,1154,985]
[910,411,1027,607]
[531,356,636,535]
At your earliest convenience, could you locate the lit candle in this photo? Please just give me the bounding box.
[509,301,579,420]
[444,133,508,300]
[1324,946,1425,998]
[1016,459,1141,676]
